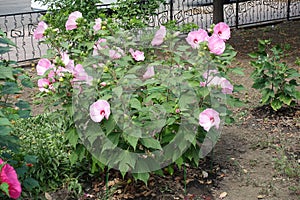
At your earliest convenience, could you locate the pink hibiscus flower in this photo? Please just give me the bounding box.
[186,29,208,49]
[143,66,155,79]
[33,21,48,40]
[151,26,166,46]
[89,100,111,122]
[93,38,108,55]
[219,77,233,94]
[213,22,231,41]
[72,64,93,86]
[0,159,22,199]
[36,58,53,76]
[37,78,54,93]
[207,34,226,55]
[65,11,82,30]
[93,18,102,32]
[199,108,220,132]
[129,48,145,61]
[109,47,124,60]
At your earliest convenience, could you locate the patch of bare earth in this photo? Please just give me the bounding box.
[210,20,300,200]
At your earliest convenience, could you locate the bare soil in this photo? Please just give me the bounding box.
[20,20,300,200]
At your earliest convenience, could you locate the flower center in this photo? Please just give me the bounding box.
[210,116,215,123]
[218,31,222,36]
[193,38,198,43]
[100,110,105,115]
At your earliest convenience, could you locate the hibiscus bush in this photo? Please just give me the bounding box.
[34,6,243,183]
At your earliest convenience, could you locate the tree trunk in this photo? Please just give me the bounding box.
[213,0,224,23]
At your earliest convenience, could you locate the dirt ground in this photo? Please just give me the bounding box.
[20,20,300,200]
[210,20,300,200]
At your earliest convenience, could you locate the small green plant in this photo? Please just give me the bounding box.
[249,40,300,111]
[273,148,300,179]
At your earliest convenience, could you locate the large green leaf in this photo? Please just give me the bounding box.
[0,118,11,126]
[271,99,282,111]
[125,135,138,150]
[279,94,292,105]
[140,137,162,150]
[1,82,20,94]
[0,66,14,80]
[132,172,150,185]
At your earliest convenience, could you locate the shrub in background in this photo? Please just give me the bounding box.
[249,40,300,111]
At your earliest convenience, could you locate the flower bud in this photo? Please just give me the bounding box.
[100,82,107,86]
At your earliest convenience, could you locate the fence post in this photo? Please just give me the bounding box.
[235,0,239,28]
[287,0,291,21]
[170,0,173,21]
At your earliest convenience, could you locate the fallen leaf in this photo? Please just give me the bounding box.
[257,194,266,199]
[202,170,209,178]
[219,191,228,199]
[45,193,52,200]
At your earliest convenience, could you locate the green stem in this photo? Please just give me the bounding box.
[105,168,109,200]
[183,164,187,195]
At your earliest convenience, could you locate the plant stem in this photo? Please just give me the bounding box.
[105,168,109,200]
[184,164,187,195]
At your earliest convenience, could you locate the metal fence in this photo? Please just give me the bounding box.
[0,10,48,64]
[0,0,299,64]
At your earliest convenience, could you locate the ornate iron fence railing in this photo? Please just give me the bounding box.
[0,0,299,64]
[0,10,48,64]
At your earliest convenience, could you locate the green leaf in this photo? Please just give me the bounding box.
[125,135,138,150]
[66,128,78,148]
[230,68,245,75]
[0,66,14,80]
[0,182,9,197]
[295,91,300,99]
[1,82,20,94]
[0,126,12,136]
[261,89,274,104]
[279,94,292,105]
[248,52,258,59]
[271,99,282,111]
[24,155,38,164]
[130,98,141,110]
[0,46,11,55]
[16,100,30,110]
[23,178,39,191]
[198,87,210,98]
[104,116,116,135]
[21,78,34,88]
[113,86,123,98]
[0,37,15,46]
[69,152,78,165]
[140,138,162,150]
[175,157,184,169]
[132,172,149,185]
[0,118,11,126]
